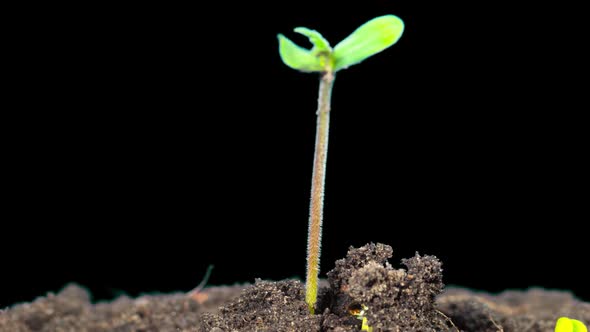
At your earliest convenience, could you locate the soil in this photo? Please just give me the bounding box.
[1,243,588,332]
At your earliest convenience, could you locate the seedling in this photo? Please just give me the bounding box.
[555,317,588,332]
[278,15,404,314]
[350,304,373,331]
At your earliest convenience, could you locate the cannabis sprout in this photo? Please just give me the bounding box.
[278,15,405,314]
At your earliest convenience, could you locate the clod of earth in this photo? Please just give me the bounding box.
[202,243,451,331]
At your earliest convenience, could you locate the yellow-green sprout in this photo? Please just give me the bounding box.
[277,14,405,315]
[555,317,588,332]
[357,305,372,332]
[333,15,404,71]
[278,33,327,72]
[278,15,404,73]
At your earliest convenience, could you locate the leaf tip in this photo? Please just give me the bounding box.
[332,14,405,71]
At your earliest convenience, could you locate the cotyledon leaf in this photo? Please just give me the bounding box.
[572,319,588,332]
[277,33,325,72]
[333,15,404,71]
[556,318,574,332]
[555,317,588,332]
[293,27,332,55]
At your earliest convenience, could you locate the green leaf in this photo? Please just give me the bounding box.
[293,27,332,55]
[556,317,574,332]
[555,317,588,332]
[572,319,588,332]
[277,33,324,72]
[333,15,404,71]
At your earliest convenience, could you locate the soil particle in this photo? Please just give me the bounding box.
[199,279,321,332]
[200,243,450,331]
[0,283,241,332]
[0,284,91,332]
[2,243,589,332]
[327,243,394,295]
[438,287,590,332]
[320,313,360,332]
[324,243,450,331]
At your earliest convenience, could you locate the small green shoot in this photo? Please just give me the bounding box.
[278,15,404,73]
[350,304,373,331]
[277,15,404,314]
[555,317,588,332]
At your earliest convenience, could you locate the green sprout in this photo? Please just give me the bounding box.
[555,317,588,332]
[350,304,372,332]
[277,15,404,314]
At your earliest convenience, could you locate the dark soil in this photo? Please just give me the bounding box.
[2,243,588,332]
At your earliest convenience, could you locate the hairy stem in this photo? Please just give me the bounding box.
[306,70,335,314]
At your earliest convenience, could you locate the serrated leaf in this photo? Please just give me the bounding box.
[277,34,324,72]
[333,15,404,71]
[294,27,332,55]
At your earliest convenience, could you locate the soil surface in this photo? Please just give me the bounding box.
[2,243,588,332]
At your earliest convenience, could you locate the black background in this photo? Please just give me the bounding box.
[3,2,587,308]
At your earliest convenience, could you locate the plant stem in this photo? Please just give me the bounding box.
[306,69,335,314]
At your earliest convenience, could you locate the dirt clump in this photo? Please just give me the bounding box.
[438,287,590,332]
[203,243,452,331]
[0,283,240,332]
[322,243,451,331]
[200,279,321,332]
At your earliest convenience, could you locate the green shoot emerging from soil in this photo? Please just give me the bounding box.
[278,15,404,314]
[555,317,588,332]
